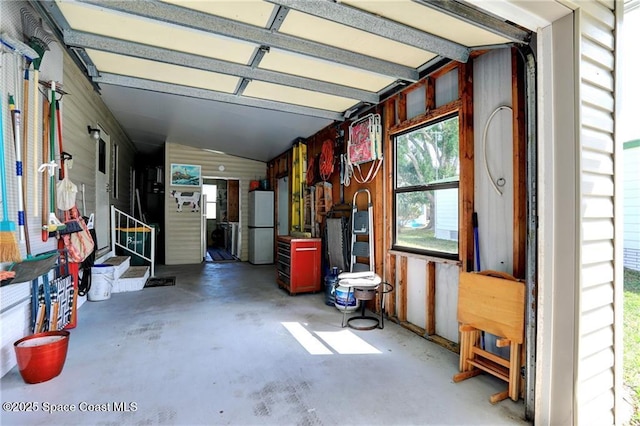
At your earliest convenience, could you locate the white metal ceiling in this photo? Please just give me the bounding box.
[35,0,557,161]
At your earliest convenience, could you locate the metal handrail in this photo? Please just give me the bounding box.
[110,206,155,277]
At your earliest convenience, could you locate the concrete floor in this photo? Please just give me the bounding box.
[1,262,528,425]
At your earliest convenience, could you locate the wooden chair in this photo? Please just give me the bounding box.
[453,270,525,404]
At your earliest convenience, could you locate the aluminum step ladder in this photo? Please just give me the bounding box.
[350,189,374,272]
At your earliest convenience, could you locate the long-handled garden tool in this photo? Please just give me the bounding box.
[0,94,22,263]
[39,96,51,241]
[8,94,26,244]
[41,82,65,238]
[21,8,55,218]
[1,33,38,247]
[21,60,32,254]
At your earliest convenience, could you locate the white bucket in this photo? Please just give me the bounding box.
[334,284,360,312]
[88,265,114,301]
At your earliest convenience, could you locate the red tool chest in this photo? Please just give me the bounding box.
[276,236,321,295]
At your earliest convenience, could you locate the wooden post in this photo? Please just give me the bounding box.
[458,61,475,273]
[426,261,436,335]
[511,48,527,279]
[387,253,397,317]
[399,255,408,322]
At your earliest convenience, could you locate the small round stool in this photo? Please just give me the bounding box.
[347,285,381,330]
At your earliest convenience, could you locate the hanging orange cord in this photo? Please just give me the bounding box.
[319,139,334,181]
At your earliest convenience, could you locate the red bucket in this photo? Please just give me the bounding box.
[249,180,260,191]
[14,330,70,384]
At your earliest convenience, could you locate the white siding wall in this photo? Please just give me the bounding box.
[164,143,266,264]
[0,1,136,378]
[576,3,619,424]
[623,143,640,270]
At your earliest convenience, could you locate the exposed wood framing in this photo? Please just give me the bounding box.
[386,252,397,317]
[399,255,408,322]
[511,48,527,279]
[458,61,475,272]
[397,92,407,123]
[426,77,435,111]
[426,261,436,334]
[389,99,461,135]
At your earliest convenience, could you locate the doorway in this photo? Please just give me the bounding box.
[203,178,239,262]
[94,125,110,253]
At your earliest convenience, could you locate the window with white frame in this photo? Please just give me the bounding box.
[393,114,460,257]
[203,184,217,219]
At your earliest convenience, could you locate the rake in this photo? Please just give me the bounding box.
[21,8,55,218]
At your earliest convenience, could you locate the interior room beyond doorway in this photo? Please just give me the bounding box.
[203,178,240,262]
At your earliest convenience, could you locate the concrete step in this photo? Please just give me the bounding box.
[112,266,150,293]
[103,256,130,280]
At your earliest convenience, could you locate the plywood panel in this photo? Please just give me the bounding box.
[457,272,524,343]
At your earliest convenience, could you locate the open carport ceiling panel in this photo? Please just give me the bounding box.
[342,0,511,47]
[258,48,396,93]
[158,0,277,28]
[56,1,258,65]
[278,10,437,68]
[86,50,241,93]
[243,80,359,112]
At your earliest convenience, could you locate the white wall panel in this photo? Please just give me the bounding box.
[405,257,426,329]
[472,48,514,274]
[434,263,458,343]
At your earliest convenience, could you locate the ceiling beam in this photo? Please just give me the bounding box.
[411,0,530,44]
[265,0,470,63]
[63,0,418,82]
[63,30,378,103]
[93,73,345,121]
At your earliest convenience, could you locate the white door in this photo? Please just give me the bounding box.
[277,177,288,235]
[95,126,110,252]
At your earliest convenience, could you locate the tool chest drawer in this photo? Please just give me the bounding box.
[275,236,321,295]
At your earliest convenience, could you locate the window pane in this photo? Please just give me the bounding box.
[203,185,217,219]
[406,86,426,119]
[435,68,458,107]
[396,116,459,188]
[395,189,458,255]
[206,202,217,219]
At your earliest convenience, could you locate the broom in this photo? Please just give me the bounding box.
[0,94,22,263]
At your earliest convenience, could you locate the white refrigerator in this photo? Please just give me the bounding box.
[248,190,274,264]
